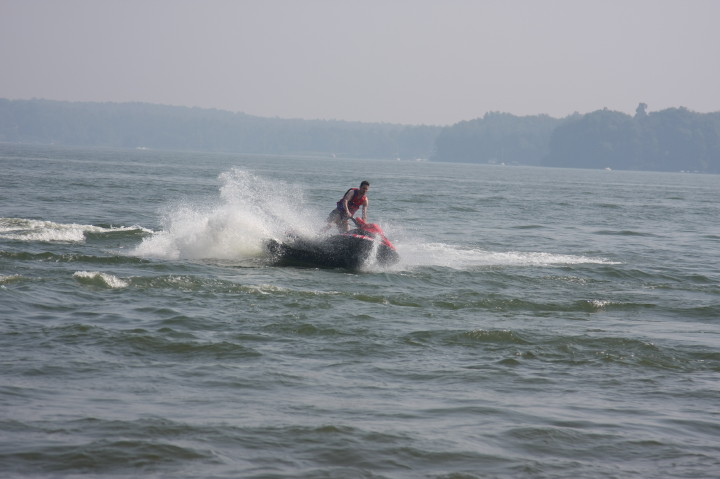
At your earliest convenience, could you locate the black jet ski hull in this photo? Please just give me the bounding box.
[266,234,399,269]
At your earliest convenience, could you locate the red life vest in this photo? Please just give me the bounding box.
[337,188,366,215]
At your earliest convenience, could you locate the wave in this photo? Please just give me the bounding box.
[0,217,152,243]
[0,436,213,475]
[349,288,646,313]
[0,250,149,265]
[400,328,711,371]
[0,274,24,286]
[73,271,129,289]
[595,229,659,237]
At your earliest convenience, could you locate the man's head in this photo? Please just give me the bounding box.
[360,180,370,193]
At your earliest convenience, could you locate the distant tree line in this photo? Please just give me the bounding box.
[0,99,439,159]
[2,99,720,172]
[542,104,720,172]
[432,112,564,165]
[432,104,720,173]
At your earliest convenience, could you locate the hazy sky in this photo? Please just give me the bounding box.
[2,0,719,125]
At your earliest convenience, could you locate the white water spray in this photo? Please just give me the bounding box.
[132,169,322,260]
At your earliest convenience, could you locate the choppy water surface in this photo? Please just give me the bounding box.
[2,144,719,478]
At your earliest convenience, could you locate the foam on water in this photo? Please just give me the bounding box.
[0,217,151,243]
[393,241,620,270]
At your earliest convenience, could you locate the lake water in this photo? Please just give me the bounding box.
[1,143,719,478]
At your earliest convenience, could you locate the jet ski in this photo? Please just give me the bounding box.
[265,218,399,269]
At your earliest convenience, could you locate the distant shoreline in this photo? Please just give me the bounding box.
[2,98,719,173]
